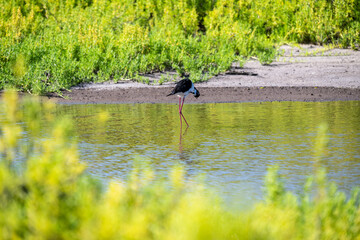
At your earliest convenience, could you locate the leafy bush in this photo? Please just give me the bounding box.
[1,92,359,239]
[1,0,359,93]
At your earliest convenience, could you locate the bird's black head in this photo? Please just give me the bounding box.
[194,88,200,98]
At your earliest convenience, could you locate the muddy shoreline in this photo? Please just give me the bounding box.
[48,45,360,104]
[9,45,360,104]
[47,86,360,104]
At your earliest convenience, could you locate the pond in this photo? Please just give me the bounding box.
[54,101,360,207]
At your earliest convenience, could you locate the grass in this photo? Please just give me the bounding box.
[0,91,359,239]
[0,0,359,94]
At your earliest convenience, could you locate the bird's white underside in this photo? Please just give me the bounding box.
[176,84,195,98]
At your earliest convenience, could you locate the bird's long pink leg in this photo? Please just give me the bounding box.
[180,97,189,127]
[179,97,182,127]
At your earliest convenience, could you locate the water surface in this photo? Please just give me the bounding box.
[55,101,360,205]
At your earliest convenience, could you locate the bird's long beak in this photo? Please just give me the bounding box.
[194,88,200,98]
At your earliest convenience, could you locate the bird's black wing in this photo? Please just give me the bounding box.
[167,79,192,96]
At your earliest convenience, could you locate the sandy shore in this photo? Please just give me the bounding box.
[47,45,360,104]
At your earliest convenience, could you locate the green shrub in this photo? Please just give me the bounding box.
[1,1,199,92]
[0,0,359,92]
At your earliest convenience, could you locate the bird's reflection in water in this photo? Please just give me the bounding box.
[177,125,195,163]
[179,125,188,152]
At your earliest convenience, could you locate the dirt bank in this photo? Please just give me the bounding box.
[47,45,360,104]
[46,86,359,104]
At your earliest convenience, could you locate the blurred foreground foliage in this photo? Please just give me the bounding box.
[0,91,360,239]
[0,0,360,94]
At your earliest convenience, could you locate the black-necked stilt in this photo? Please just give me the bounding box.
[167,78,200,127]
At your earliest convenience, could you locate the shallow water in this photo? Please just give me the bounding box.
[54,101,360,205]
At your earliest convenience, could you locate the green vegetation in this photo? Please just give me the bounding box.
[1,92,360,239]
[0,0,359,94]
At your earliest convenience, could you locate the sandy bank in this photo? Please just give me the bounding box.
[45,45,360,104]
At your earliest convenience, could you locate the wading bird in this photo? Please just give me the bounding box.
[167,78,200,127]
